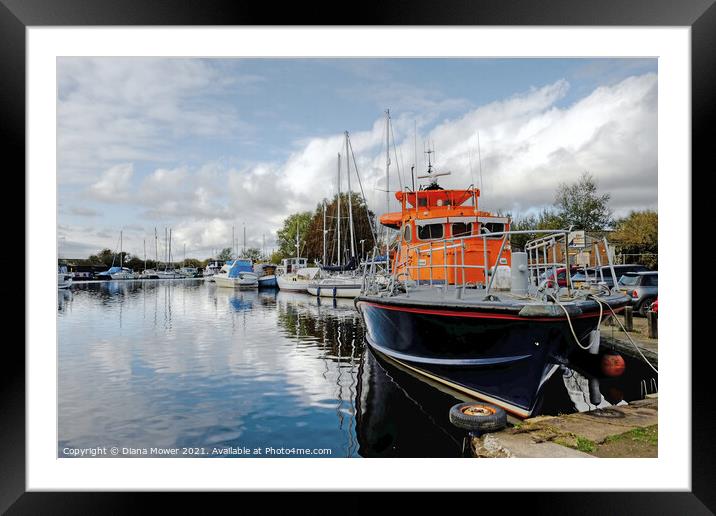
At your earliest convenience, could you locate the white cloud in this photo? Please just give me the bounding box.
[60,71,657,259]
[88,163,134,202]
[58,58,260,184]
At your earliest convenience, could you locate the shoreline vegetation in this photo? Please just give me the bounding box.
[60,173,657,270]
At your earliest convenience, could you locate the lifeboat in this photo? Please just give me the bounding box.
[355,170,630,418]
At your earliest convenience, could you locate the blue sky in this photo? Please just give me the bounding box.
[57,58,657,259]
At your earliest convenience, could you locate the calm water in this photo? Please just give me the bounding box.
[58,280,657,458]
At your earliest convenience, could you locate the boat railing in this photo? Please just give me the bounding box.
[362,228,619,301]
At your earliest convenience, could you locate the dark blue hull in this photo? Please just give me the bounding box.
[258,276,278,288]
[355,298,610,417]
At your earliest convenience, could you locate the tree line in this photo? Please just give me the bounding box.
[508,172,657,268]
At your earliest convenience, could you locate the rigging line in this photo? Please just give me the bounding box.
[389,118,405,191]
[347,137,378,247]
[477,130,485,194]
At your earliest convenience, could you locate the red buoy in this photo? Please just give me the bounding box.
[601,353,626,377]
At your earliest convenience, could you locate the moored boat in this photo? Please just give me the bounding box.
[203,261,223,281]
[58,265,73,289]
[254,263,278,288]
[307,275,362,298]
[276,264,320,292]
[214,259,259,289]
[355,166,630,418]
[274,227,319,292]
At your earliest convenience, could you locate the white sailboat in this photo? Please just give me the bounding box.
[276,224,319,292]
[97,230,134,280]
[308,133,363,299]
[157,228,183,279]
[141,229,160,279]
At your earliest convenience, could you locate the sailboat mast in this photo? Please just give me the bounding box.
[322,201,327,266]
[169,228,172,269]
[243,223,246,257]
[337,152,342,267]
[154,227,158,267]
[295,220,300,259]
[345,132,355,259]
[120,230,123,268]
[144,239,147,270]
[385,109,391,220]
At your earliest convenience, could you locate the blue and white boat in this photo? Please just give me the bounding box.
[97,266,134,280]
[214,259,259,289]
[58,265,73,289]
[254,263,278,288]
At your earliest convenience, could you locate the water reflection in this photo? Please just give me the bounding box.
[58,281,656,458]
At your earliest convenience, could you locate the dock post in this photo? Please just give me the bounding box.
[647,311,658,339]
[623,306,633,332]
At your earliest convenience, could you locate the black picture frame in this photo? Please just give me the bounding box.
[5,0,710,512]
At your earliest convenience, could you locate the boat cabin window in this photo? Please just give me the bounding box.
[418,197,428,207]
[417,223,444,240]
[483,222,506,237]
[403,224,412,243]
[451,222,473,237]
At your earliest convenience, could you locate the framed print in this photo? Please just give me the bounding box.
[5,0,712,512]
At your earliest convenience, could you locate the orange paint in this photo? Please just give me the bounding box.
[380,186,511,285]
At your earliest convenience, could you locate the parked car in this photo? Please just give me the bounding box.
[618,271,658,316]
[572,264,649,289]
[539,266,579,287]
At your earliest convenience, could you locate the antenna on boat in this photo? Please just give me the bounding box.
[413,120,418,191]
[477,130,484,194]
[417,145,451,182]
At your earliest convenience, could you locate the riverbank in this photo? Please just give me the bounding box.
[470,394,658,458]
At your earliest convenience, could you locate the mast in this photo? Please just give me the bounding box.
[337,152,342,267]
[385,109,391,223]
[232,225,235,258]
[144,239,147,270]
[164,228,168,271]
[154,227,158,268]
[295,220,300,259]
[322,200,327,266]
[120,230,123,268]
[169,228,172,270]
[345,131,355,260]
[243,222,246,257]
[183,243,186,267]
[385,110,392,275]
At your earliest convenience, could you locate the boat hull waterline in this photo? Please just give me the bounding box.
[355,298,624,418]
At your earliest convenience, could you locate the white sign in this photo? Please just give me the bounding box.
[568,230,586,248]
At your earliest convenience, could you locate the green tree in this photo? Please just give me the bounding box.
[269,250,285,264]
[611,210,658,268]
[508,209,565,251]
[554,172,613,231]
[276,211,313,259]
[303,193,376,264]
[216,247,233,261]
[96,248,115,266]
[125,256,144,270]
[240,248,262,261]
[183,258,202,268]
